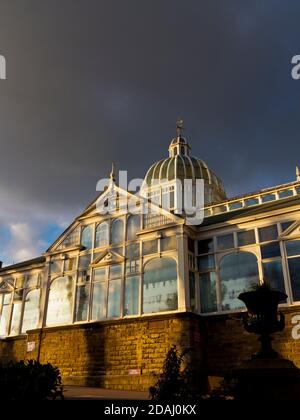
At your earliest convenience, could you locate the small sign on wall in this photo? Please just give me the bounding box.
[128,368,141,375]
[27,342,36,352]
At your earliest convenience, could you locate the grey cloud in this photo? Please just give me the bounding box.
[0,0,300,262]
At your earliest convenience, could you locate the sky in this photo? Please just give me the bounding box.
[0,0,300,266]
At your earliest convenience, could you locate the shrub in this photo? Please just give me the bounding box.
[0,360,64,400]
[149,345,193,401]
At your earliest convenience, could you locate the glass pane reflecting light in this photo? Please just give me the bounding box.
[22,290,41,333]
[46,276,74,326]
[75,285,90,322]
[237,230,256,247]
[288,257,300,301]
[143,257,178,313]
[81,226,93,249]
[263,260,286,299]
[0,297,11,337]
[95,222,109,248]
[200,272,217,313]
[286,240,300,257]
[220,252,259,311]
[127,215,140,241]
[125,276,139,316]
[92,282,106,320]
[10,303,22,336]
[108,279,121,317]
[259,225,278,242]
[111,219,125,245]
[217,234,234,250]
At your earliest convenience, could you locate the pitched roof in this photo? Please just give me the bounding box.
[0,256,46,273]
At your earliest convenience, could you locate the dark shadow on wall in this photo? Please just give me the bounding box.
[0,336,26,365]
[82,323,106,387]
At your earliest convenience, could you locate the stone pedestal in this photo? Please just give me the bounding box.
[234,357,300,400]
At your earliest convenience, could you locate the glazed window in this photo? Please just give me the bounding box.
[198,238,214,254]
[75,271,90,322]
[188,238,195,253]
[262,260,286,300]
[228,201,243,210]
[22,290,41,333]
[50,259,63,275]
[65,257,76,271]
[0,293,11,336]
[143,257,178,314]
[126,215,140,241]
[107,279,121,318]
[198,255,215,271]
[78,254,91,270]
[81,225,93,249]
[217,234,234,251]
[46,276,74,326]
[26,273,40,288]
[161,236,176,252]
[244,198,259,206]
[10,304,22,335]
[92,282,106,320]
[124,276,140,316]
[58,227,80,250]
[261,194,276,203]
[260,242,281,259]
[286,240,300,301]
[126,244,140,274]
[281,221,294,232]
[220,252,259,311]
[111,219,125,245]
[237,230,256,247]
[107,265,122,318]
[258,225,278,242]
[278,189,294,198]
[189,271,196,312]
[95,222,109,248]
[199,272,218,313]
[109,264,122,280]
[126,243,140,259]
[142,240,158,256]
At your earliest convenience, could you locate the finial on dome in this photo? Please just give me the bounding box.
[176,118,184,137]
[296,165,300,181]
[109,162,116,183]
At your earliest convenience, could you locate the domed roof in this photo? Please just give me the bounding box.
[143,132,226,202]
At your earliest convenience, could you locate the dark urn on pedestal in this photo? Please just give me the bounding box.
[239,284,286,359]
[232,283,300,400]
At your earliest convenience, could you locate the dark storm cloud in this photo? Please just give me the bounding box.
[0,0,300,262]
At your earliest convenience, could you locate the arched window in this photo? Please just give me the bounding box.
[111,219,125,245]
[0,293,12,337]
[143,257,178,314]
[22,289,41,333]
[220,252,259,311]
[46,276,74,326]
[81,225,93,249]
[95,222,109,248]
[126,215,140,241]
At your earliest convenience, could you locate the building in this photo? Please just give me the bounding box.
[1,126,300,391]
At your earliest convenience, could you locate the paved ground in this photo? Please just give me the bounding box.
[64,385,150,400]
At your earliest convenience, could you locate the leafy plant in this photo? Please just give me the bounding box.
[149,345,193,401]
[0,360,64,400]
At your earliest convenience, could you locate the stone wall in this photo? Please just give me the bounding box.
[0,312,206,391]
[1,308,300,391]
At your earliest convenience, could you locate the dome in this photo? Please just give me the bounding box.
[143,132,226,204]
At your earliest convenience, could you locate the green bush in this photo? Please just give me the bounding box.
[0,360,64,400]
[149,345,193,401]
